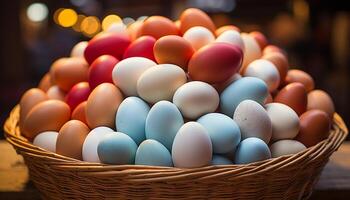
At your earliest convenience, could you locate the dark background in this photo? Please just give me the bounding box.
[1,0,349,139]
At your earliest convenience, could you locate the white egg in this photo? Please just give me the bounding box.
[244,59,280,92]
[215,30,245,51]
[270,140,306,158]
[265,103,300,141]
[241,33,262,69]
[70,41,88,58]
[183,26,215,50]
[173,81,219,119]
[33,131,58,152]
[106,23,129,37]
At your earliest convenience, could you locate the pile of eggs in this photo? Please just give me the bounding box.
[19,8,335,168]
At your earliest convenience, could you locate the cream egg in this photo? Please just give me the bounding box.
[183,26,215,50]
[240,33,262,71]
[70,41,88,58]
[33,131,59,153]
[270,140,306,158]
[215,30,245,51]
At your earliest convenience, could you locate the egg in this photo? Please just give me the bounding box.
[212,73,242,93]
[97,132,137,164]
[145,101,184,150]
[86,83,123,129]
[220,77,268,117]
[123,36,156,61]
[295,110,331,147]
[262,52,289,83]
[215,25,240,36]
[307,90,335,119]
[84,32,131,64]
[56,120,90,160]
[197,113,241,154]
[211,155,234,165]
[263,45,283,55]
[127,20,143,41]
[46,86,66,101]
[22,100,70,139]
[265,103,300,141]
[139,16,179,39]
[265,93,273,104]
[88,55,119,89]
[137,64,187,104]
[270,140,306,158]
[172,122,212,168]
[112,57,156,96]
[38,73,52,92]
[33,131,58,152]
[183,26,215,51]
[116,97,150,145]
[105,23,129,37]
[274,83,307,116]
[215,30,245,51]
[70,41,88,58]
[285,69,315,92]
[179,8,216,34]
[71,101,87,124]
[65,82,91,111]
[240,33,262,71]
[173,81,219,119]
[82,126,114,162]
[235,137,271,164]
[135,139,173,167]
[249,31,268,49]
[188,43,243,84]
[153,35,194,71]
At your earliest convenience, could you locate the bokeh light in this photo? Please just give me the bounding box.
[81,16,101,37]
[102,14,122,31]
[72,15,86,32]
[123,17,135,26]
[27,3,48,22]
[57,9,78,27]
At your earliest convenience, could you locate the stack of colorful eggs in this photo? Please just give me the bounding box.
[19,8,335,168]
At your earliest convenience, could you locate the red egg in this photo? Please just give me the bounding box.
[274,82,307,116]
[89,55,119,89]
[123,36,156,61]
[84,32,131,64]
[188,43,243,84]
[65,82,91,111]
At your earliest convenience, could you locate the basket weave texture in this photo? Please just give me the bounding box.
[4,105,348,200]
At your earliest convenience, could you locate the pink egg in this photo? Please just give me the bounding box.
[123,36,156,61]
[89,55,119,89]
[65,82,91,111]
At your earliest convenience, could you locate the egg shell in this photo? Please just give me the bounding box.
[127,20,143,41]
[70,41,88,58]
[137,64,187,104]
[212,73,242,93]
[215,25,240,36]
[263,45,283,55]
[153,35,194,71]
[172,122,212,168]
[82,126,114,162]
[56,120,90,160]
[139,16,179,39]
[112,57,156,96]
[71,101,88,125]
[86,83,123,129]
[211,155,234,165]
[220,77,268,117]
[265,103,300,141]
[183,26,215,51]
[274,82,307,116]
[285,69,315,92]
[50,57,89,92]
[116,97,150,145]
[38,73,52,92]
[307,90,335,119]
[145,101,184,150]
[270,140,306,158]
[65,82,91,111]
[188,43,243,84]
[180,8,216,34]
[88,55,119,89]
[215,30,245,51]
[235,137,271,164]
[295,110,331,147]
[84,32,131,64]
[240,33,262,71]
[262,52,289,83]
[105,23,129,37]
[135,139,173,167]
[33,131,58,152]
[123,36,156,61]
[23,100,71,139]
[197,113,241,154]
[173,81,219,119]
[46,86,66,101]
[249,31,268,49]
[97,132,137,165]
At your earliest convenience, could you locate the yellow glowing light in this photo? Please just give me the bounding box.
[102,14,122,31]
[81,16,101,37]
[58,9,78,27]
[72,15,86,32]
[53,8,64,24]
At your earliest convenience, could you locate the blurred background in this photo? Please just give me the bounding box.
[0,0,349,139]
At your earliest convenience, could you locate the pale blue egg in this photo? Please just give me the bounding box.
[220,77,268,117]
[197,113,241,154]
[97,132,137,165]
[211,155,233,165]
[234,137,271,164]
[115,97,150,145]
[135,139,173,167]
[145,101,184,150]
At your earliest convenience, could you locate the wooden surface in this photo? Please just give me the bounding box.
[0,140,349,200]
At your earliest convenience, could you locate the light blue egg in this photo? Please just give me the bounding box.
[234,137,271,164]
[145,101,184,151]
[115,97,150,145]
[220,77,268,117]
[97,132,137,165]
[211,155,234,165]
[135,139,173,167]
[197,113,241,154]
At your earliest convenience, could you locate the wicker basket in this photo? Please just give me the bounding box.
[4,105,348,200]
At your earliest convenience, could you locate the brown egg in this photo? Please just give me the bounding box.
[86,83,123,129]
[56,120,89,160]
[38,73,52,92]
[262,45,283,55]
[50,57,89,92]
[154,35,195,71]
[46,85,66,101]
[139,16,179,39]
[307,90,335,119]
[174,20,181,29]
[296,110,331,147]
[250,31,268,49]
[215,25,240,36]
[274,83,307,116]
[180,8,216,34]
[262,52,289,84]
[285,69,314,92]
[23,100,71,139]
[72,101,88,125]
